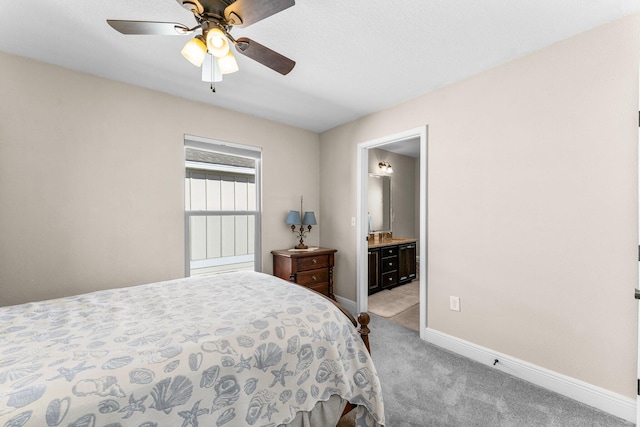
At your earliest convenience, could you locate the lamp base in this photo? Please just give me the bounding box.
[293,230,310,250]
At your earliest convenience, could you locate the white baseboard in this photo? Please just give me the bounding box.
[423,328,636,423]
[335,297,635,422]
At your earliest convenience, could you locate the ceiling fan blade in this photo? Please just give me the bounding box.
[224,0,295,27]
[235,37,295,75]
[107,20,192,35]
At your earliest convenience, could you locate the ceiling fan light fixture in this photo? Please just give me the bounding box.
[181,35,207,66]
[218,50,239,74]
[206,27,230,57]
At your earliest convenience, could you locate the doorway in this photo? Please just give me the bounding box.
[356,126,428,338]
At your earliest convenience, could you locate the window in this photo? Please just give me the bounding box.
[184,136,261,276]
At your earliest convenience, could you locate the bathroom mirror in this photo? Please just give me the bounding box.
[368,174,391,232]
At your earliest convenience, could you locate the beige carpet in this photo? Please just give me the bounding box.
[368,281,419,318]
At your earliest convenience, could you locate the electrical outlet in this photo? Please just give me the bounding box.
[449,296,460,312]
[351,217,356,226]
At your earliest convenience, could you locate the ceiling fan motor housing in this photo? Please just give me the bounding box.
[179,0,233,20]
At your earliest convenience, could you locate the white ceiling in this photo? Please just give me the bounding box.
[1,1,638,133]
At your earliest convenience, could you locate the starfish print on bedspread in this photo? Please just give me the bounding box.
[181,330,210,343]
[263,309,284,319]
[310,329,323,343]
[366,387,378,400]
[48,361,95,381]
[330,374,345,387]
[262,402,278,422]
[178,400,209,427]
[235,354,252,373]
[119,393,148,418]
[270,363,293,387]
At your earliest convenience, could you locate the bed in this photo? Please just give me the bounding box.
[0,271,385,427]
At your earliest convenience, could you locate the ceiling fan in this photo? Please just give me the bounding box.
[107,0,295,87]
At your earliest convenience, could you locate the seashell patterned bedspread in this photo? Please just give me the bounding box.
[0,271,385,427]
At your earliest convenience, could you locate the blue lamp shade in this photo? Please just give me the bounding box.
[286,210,301,225]
[302,211,317,226]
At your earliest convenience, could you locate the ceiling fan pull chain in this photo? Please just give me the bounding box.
[210,55,216,93]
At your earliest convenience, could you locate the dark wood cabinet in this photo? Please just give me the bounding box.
[398,243,417,284]
[368,248,380,294]
[272,248,337,299]
[368,240,417,295]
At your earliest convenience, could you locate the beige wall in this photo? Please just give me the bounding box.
[320,13,640,399]
[0,51,319,306]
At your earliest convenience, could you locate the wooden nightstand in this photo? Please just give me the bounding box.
[271,248,337,299]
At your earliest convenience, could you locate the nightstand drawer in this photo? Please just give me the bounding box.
[304,282,329,296]
[297,269,329,286]
[297,254,329,271]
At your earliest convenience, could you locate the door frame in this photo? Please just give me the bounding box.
[636,67,640,425]
[356,126,428,338]
[636,65,640,427]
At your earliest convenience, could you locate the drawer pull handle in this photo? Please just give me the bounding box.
[312,259,317,264]
[312,275,317,281]
[388,262,393,266]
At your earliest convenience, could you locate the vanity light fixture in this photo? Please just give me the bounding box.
[285,196,317,249]
[378,161,393,174]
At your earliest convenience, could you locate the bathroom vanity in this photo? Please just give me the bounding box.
[368,238,417,295]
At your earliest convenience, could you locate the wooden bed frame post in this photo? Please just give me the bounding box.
[357,312,371,353]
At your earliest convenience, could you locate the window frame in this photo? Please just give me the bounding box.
[184,135,262,277]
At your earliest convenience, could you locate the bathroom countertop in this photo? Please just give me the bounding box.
[368,237,417,249]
